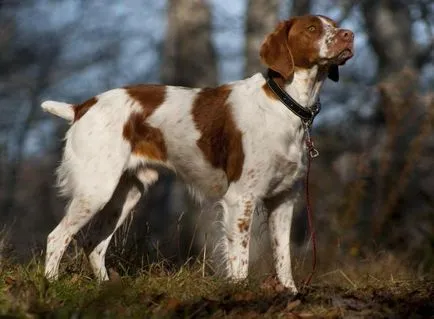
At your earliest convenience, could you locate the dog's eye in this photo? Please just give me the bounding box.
[308,26,316,32]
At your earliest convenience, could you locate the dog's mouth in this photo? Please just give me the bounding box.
[335,48,354,65]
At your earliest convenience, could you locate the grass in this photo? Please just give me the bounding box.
[0,252,432,318]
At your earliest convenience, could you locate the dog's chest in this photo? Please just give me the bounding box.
[243,126,306,197]
[265,146,305,197]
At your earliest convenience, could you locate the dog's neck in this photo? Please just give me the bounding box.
[279,65,327,109]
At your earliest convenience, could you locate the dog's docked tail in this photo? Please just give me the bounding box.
[41,101,74,122]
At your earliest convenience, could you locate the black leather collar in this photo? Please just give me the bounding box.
[266,69,321,126]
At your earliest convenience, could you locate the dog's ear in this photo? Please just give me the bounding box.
[260,20,294,80]
[328,64,339,82]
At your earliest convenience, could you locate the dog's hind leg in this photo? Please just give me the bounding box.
[45,187,117,280]
[45,160,127,280]
[84,169,158,281]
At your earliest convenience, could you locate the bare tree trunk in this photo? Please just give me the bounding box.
[361,0,414,81]
[291,0,311,16]
[360,1,413,231]
[161,0,217,87]
[360,0,433,242]
[361,0,432,79]
[244,0,279,77]
[1,47,57,222]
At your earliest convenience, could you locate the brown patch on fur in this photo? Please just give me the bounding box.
[236,201,254,233]
[238,218,250,233]
[74,97,98,122]
[260,21,294,80]
[261,15,336,80]
[244,200,253,215]
[122,85,167,161]
[242,239,248,248]
[126,85,166,116]
[74,84,166,122]
[287,16,326,69]
[192,85,244,182]
[123,113,167,161]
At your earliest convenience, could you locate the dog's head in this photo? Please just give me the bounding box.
[260,15,354,82]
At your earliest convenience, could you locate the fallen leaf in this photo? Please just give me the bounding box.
[324,307,343,318]
[108,268,121,281]
[4,276,15,286]
[165,297,182,310]
[286,299,301,311]
[233,291,256,301]
[260,276,280,291]
[297,312,318,318]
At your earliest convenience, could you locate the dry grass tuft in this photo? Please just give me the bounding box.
[0,252,432,318]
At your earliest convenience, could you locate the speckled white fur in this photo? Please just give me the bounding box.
[43,72,323,292]
[318,16,339,61]
[43,16,349,294]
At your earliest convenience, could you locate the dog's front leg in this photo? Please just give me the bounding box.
[266,196,298,293]
[221,194,256,282]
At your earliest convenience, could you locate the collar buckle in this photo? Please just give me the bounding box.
[302,99,321,129]
[303,122,320,158]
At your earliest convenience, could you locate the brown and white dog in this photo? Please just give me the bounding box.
[42,14,353,293]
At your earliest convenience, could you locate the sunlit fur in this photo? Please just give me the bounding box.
[42,15,353,294]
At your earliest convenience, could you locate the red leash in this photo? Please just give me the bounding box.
[303,128,318,287]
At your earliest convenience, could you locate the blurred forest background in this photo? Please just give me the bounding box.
[0,0,433,276]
